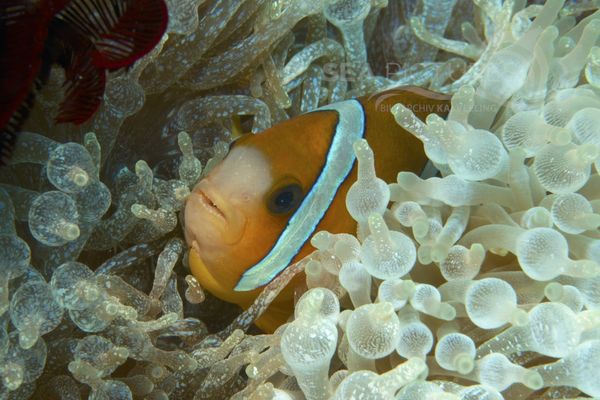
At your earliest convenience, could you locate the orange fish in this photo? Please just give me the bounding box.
[183,87,450,332]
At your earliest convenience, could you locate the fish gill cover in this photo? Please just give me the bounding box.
[0,0,599,399]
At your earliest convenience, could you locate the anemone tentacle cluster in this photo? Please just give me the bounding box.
[0,0,599,399]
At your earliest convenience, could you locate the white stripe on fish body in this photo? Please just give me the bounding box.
[234,99,366,291]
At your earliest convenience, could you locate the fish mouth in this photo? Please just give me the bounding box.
[194,190,226,221]
[184,180,247,248]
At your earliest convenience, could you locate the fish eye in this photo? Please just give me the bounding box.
[267,183,304,215]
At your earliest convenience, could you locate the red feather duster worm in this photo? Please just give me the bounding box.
[0,0,168,164]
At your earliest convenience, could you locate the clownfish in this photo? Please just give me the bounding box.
[183,87,450,332]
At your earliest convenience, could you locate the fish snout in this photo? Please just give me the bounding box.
[184,180,246,248]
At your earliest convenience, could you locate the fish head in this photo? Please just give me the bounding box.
[183,111,339,303]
